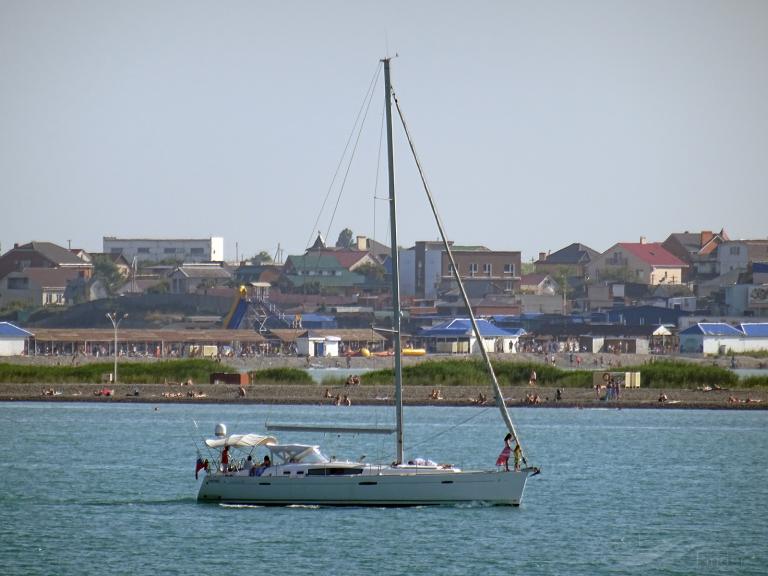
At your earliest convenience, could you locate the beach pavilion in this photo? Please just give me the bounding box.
[416,318,525,354]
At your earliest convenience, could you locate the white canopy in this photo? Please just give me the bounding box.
[205,434,278,449]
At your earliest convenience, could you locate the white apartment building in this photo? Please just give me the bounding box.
[103,237,224,263]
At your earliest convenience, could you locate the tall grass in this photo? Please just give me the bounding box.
[618,360,739,388]
[0,359,223,384]
[361,359,591,388]
[249,368,314,384]
[358,359,756,389]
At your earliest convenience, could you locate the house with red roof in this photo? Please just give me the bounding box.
[587,240,688,285]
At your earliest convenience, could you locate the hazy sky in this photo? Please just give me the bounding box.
[1,0,766,263]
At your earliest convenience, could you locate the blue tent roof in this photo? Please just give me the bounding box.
[679,323,743,337]
[0,322,33,338]
[419,318,525,338]
[741,323,768,338]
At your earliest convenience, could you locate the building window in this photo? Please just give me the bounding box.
[7,277,28,289]
[137,248,150,254]
[729,246,740,256]
[164,247,177,254]
[483,263,492,276]
[469,263,478,277]
[504,263,515,275]
[110,248,122,254]
[190,247,205,255]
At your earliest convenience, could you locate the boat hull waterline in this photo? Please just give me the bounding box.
[198,467,533,507]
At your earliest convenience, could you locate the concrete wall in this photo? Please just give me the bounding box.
[0,338,26,356]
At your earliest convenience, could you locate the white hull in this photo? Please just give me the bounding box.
[198,467,533,507]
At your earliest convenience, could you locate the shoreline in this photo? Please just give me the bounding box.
[3,382,765,410]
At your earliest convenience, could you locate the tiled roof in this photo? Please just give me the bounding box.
[0,322,33,338]
[174,266,232,279]
[618,243,687,267]
[679,323,742,336]
[740,323,768,338]
[420,318,524,338]
[540,243,599,265]
[13,242,90,266]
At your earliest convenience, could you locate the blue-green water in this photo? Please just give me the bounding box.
[1,402,766,575]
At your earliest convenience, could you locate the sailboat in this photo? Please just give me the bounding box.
[196,58,538,506]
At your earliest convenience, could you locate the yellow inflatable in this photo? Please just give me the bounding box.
[402,348,426,356]
[360,348,371,357]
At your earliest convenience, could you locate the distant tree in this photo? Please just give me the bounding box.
[336,228,354,249]
[252,250,273,263]
[355,262,385,282]
[92,255,125,296]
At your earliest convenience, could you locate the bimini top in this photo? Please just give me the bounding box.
[205,434,278,449]
[267,444,329,464]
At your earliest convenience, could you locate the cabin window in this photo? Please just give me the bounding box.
[306,468,364,476]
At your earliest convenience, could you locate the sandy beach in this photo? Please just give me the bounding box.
[1,351,766,408]
[5,380,765,409]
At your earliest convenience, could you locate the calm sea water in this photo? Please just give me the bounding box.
[1,402,766,576]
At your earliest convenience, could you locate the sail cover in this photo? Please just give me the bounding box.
[204,434,277,449]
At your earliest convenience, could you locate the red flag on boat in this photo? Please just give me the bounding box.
[195,457,208,479]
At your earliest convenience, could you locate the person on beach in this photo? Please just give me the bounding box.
[496,433,513,471]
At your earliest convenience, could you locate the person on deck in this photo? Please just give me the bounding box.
[513,442,523,471]
[496,433,513,471]
[221,445,230,473]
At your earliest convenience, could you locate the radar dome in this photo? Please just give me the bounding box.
[214,423,227,437]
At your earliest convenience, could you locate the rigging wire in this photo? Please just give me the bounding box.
[372,96,387,250]
[304,61,383,253]
[404,405,496,453]
[322,67,382,251]
[390,86,530,463]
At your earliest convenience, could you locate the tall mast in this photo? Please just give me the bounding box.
[383,57,404,464]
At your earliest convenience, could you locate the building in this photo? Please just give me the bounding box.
[679,322,768,354]
[440,247,521,298]
[168,264,232,294]
[296,332,341,357]
[519,273,559,295]
[661,229,729,280]
[103,237,224,263]
[417,318,525,354]
[0,322,32,355]
[0,241,92,282]
[717,240,768,274]
[399,241,449,299]
[0,268,83,307]
[587,241,687,285]
[534,242,600,278]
